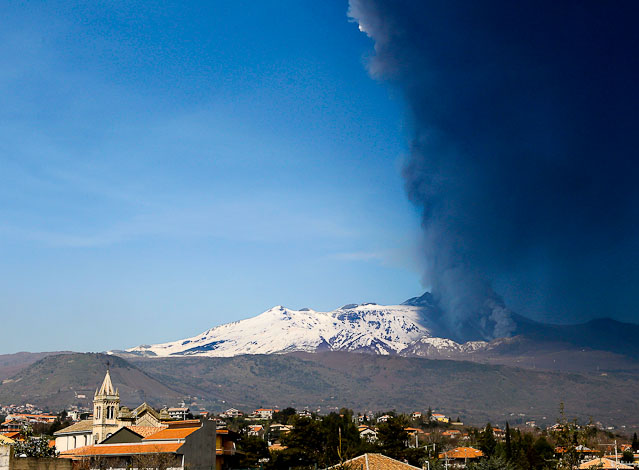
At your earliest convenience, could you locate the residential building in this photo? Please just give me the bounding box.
[253,409,275,420]
[268,423,292,439]
[492,428,506,440]
[216,429,238,470]
[554,445,602,462]
[431,413,449,423]
[358,426,378,443]
[220,408,242,418]
[438,447,484,468]
[4,414,57,424]
[168,408,190,421]
[0,422,21,434]
[247,425,264,438]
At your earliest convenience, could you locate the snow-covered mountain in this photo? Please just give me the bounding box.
[125,293,497,358]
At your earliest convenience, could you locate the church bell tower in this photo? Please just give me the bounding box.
[92,370,121,443]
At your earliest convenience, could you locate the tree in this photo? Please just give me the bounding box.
[276,416,325,469]
[478,424,497,457]
[132,449,180,470]
[621,450,634,463]
[76,455,109,470]
[505,422,512,461]
[553,403,581,470]
[238,435,269,468]
[376,415,409,461]
[321,410,362,464]
[468,456,517,470]
[225,416,249,434]
[531,436,554,470]
[632,432,638,451]
[272,407,296,424]
[47,417,71,436]
[13,437,58,458]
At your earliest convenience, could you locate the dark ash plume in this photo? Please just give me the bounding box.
[349,0,639,341]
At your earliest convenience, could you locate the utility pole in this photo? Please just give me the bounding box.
[597,440,620,469]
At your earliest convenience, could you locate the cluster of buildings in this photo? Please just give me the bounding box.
[0,413,58,437]
[1,371,237,470]
[2,382,638,470]
[217,407,314,422]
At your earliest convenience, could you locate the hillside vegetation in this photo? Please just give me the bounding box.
[1,352,637,431]
[133,352,638,428]
[0,353,181,409]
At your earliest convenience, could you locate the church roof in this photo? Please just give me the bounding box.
[133,403,160,419]
[96,370,118,397]
[127,426,168,438]
[53,420,94,436]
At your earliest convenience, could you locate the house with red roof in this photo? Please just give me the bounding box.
[438,447,484,468]
[252,408,277,419]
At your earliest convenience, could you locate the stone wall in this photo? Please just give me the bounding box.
[0,445,11,470]
[0,445,72,470]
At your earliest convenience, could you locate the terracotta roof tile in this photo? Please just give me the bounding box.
[60,442,183,458]
[166,420,201,428]
[579,458,633,469]
[144,427,199,440]
[439,447,484,459]
[338,453,421,470]
[268,443,288,452]
[127,426,168,438]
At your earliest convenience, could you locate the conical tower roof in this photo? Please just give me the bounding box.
[96,370,117,397]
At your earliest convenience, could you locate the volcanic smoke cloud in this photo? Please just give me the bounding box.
[349,1,639,341]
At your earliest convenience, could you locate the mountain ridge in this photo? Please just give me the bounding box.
[122,292,639,360]
[3,351,639,433]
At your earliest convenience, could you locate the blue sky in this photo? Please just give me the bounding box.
[0,1,423,353]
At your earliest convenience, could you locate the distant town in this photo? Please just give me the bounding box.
[1,371,637,470]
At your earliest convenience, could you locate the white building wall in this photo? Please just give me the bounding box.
[55,433,92,452]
